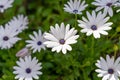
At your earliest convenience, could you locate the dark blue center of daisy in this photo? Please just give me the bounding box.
[73,9,78,14]
[3,36,9,41]
[106,3,112,7]
[91,25,97,30]
[108,68,114,74]
[59,39,65,44]
[26,68,31,74]
[0,5,4,8]
[37,41,42,45]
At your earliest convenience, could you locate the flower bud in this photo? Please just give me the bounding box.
[16,47,31,57]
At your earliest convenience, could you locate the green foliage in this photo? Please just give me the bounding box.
[0,0,120,80]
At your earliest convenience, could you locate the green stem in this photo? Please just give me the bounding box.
[110,32,117,40]
[75,14,78,28]
[114,51,117,59]
[91,36,94,57]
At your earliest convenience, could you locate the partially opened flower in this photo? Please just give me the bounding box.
[64,0,88,14]
[92,0,118,17]
[78,11,112,38]
[26,30,46,53]
[95,55,120,80]
[0,0,14,13]
[13,56,42,80]
[0,26,21,49]
[44,23,79,54]
[6,15,28,34]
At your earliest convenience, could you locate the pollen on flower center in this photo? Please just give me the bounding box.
[91,25,97,30]
[73,9,78,13]
[106,3,112,7]
[108,68,114,74]
[26,68,31,74]
[59,39,65,44]
[0,5,4,8]
[37,41,42,45]
[3,36,9,41]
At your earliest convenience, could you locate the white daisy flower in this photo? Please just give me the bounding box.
[0,0,14,13]
[78,11,113,38]
[95,55,120,80]
[44,23,79,54]
[13,56,42,80]
[26,30,46,53]
[92,0,118,17]
[64,0,88,14]
[6,15,28,34]
[0,26,21,49]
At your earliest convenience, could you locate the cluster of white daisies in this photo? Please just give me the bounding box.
[0,0,120,80]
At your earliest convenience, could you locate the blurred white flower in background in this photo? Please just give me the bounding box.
[78,11,112,38]
[6,15,29,34]
[13,56,42,80]
[44,23,79,54]
[114,0,120,12]
[0,0,14,13]
[64,0,88,14]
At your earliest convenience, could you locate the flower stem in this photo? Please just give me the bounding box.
[110,32,117,40]
[114,50,117,59]
[91,36,94,57]
[75,14,78,28]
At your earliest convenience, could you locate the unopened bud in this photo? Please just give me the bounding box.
[16,47,31,57]
[113,44,118,52]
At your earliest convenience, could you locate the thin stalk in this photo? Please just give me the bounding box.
[91,36,94,57]
[114,50,117,59]
[110,32,117,40]
[75,14,78,28]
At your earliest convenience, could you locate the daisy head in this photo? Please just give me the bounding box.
[0,0,14,13]
[44,23,79,54]
[13,56,42,80]
[6,15,28,34]
[95,55,120,80]
[64,0,88,14]
[0,26,21,49]
[26,30,46,53]
[78,11,113,38]
[92,0,118,17]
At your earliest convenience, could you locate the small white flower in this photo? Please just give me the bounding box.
[16,47,31,58]
[78,11,112,38]
[44,23,79,54]
[95,55,120,80]
[0,0,14,13]
[13,56,42,80]
[0,26,21,49]
[26,30,46,53]
[6,15,28,34]
[64,0,88,14]
[92,0,118,17]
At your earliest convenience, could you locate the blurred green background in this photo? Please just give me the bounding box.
[0,0,120,80]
